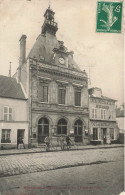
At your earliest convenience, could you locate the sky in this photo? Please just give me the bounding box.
[0,0,124,106]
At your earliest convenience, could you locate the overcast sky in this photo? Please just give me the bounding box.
[0,0,124,106]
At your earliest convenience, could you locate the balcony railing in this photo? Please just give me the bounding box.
[44,19,58,28]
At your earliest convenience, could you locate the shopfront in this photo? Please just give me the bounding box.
[90,120,117,144]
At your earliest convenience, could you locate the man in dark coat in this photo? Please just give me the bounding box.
[66,135,71,150]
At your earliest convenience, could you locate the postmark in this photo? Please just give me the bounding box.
[96,1,122,33]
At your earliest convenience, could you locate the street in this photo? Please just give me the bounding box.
[0,147,124,195]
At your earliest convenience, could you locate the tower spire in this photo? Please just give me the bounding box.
[42,6,58,35]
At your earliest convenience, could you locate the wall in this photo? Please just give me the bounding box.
[0,98,28,121]
[31,111,89,146]
[89,97,118,143]
[116,117,124,133]
[0,98,29,149]
[31,67,88,108]
[89,97,116,121]
[0,123,28,149]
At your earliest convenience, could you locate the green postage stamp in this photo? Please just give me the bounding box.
[96,1,122,33]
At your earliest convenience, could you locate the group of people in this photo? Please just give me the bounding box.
[44,135,72,151]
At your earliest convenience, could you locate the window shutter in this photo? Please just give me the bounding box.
[59,88,65,104]
[9,108,12,121]
[43,86,48,102]
[59,89,61,104]
[75,91,81,106]
[38,84,48,102]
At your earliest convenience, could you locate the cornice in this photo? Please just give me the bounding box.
[30,63,88,82]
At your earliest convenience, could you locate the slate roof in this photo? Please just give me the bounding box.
[0,75,26,100]
[28,33,81,71]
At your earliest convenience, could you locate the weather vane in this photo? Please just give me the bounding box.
[49,0,51,8]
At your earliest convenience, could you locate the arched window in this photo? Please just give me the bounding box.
[74,120,83,142]
[38,118,49,143]
[57,119,67,135]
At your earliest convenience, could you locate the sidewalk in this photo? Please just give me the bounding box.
[0,144,124,156]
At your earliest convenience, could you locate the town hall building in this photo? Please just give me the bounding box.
[14,6,89,146]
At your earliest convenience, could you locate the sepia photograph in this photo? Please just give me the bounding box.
[0,0,124,195]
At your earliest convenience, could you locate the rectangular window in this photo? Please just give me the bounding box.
[40,85,48,102]
[3,107,12,121]
[75,89,81,106]
[1,129,11,143]
[101,109,106,119]
[92,108,97,119]
[110,128,114,139]
[93,128,98,140]
[59,88,65,104]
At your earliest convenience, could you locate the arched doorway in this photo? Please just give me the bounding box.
[74,120,83,142]
[57,118,67,135]
[38,118,49,144]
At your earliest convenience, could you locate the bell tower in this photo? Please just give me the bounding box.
[42,6,58,35]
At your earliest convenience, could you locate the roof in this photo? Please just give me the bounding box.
[28,33,81,71]
[89,94,117,101]
[0,75,26,100]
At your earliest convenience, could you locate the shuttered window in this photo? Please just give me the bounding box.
[101,109,106,119]
[4,107,12,121]
[59,88,65,104]
[75,89,81,106]
[92,108,97,119]
[39,85,48,102]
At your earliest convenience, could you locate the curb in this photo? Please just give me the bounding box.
[0,145,123,156]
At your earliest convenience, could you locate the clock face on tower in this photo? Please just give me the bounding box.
[59,57,65,65]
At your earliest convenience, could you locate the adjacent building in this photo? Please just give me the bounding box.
[89,87,119,144]
[116,104,124,133]
[13,6,89,146]
[0,75,28,149]
[116,104,124,143]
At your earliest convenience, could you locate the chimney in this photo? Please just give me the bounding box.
[19,34,27,67]
[17,35,27,83]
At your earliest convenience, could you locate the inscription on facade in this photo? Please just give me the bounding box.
[96,104,109,109]
[91,98,114,105]
[91,121,115,127]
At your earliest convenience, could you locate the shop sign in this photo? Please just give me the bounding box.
[90,98,114,105]
[96,104,109,109]
[91,121,116,127]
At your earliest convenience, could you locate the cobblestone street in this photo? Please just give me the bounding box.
[0,147,123,177]
[0,147,124,195]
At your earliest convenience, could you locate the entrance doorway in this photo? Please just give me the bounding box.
[17,129,25,147]
[74,120,83,142]
[38,118,49,144]
[101,128,107,144]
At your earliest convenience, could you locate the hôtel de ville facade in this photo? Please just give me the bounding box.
[13,6,89,147]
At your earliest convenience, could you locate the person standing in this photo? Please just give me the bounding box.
[66,135,71,150]
[44,136,50,151]
[60,135,64,150]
